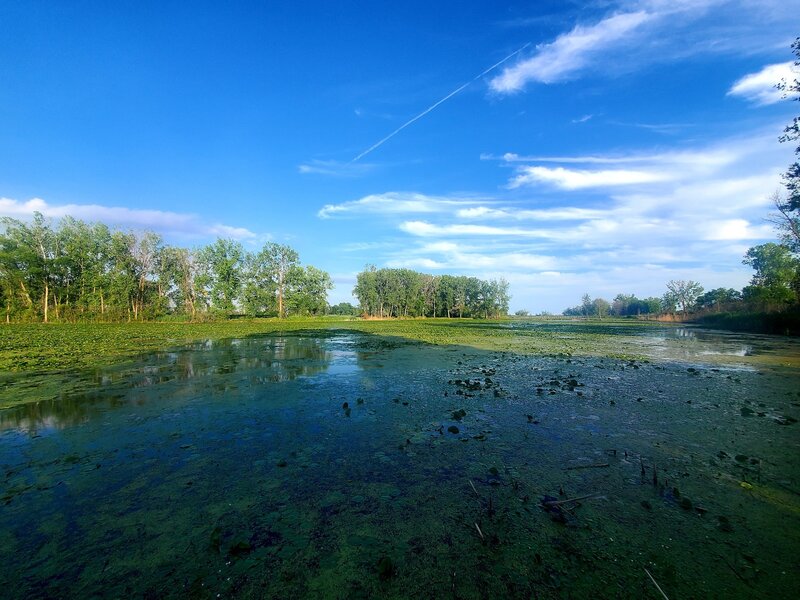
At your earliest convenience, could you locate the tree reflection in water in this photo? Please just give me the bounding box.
[0,336,343,434]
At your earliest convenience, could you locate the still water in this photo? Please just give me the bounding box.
[1,327,799,598]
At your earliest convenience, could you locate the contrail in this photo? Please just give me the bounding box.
[351,42,531,162]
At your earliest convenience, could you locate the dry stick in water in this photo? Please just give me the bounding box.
[542,493,601,507]
[474,523,485,541]
[566,463,610,470]
[644,568,670,600]
[469,479,479,497]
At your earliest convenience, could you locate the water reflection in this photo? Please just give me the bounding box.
[665,327,754,357]
[0,335,360,434]
[510,321,767,360]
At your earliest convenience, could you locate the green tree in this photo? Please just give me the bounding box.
[241,246,277,316]
[0,213,60,322]
[742,243,799,309]
[696,288,742,312]
[263,243,299,318]
[777,38,799,213]
[580,293,593,317]
[665,280,703,316]
[285,265,332,316]
[330,302,359,316]
[354,265,379,317]
[592,297,610,318]
[197,239,243,314]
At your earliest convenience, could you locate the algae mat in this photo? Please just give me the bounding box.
[1,327,799,598]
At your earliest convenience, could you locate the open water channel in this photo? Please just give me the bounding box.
[1,325,799,598]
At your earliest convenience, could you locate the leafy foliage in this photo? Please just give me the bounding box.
[353,266,510,318]
[775,38,800,249]
[0,213,331,321]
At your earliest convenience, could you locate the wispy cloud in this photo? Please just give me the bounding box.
[387,242,557,271]
[490,11,653,92]
[0,197,258,241]
[318,192,486,219]
[456,206,607,221]
[298,159,377,177]
[509,166,669,189]
[502,141,748,190]
[486,149,732,166]
[728,61,798,105]
[399,221,553,239]
[488,0,789,95]
[318,127,790,312]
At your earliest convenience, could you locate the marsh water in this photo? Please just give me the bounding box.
[1,325,799,598]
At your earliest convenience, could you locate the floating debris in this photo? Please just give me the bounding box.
[644,568,670,600]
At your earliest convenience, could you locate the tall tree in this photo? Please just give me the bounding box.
[775,38,800,249]
[742,243,799,309]
[263,243,299,318]
[197,239,244,313]
[665,280,703,316]
[241,246,277,316]
[285,265,332,316]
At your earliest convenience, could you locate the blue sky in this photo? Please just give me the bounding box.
[1,0,798,312]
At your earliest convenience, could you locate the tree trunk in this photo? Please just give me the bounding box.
[20,281,33,307]
[43,282,49,323]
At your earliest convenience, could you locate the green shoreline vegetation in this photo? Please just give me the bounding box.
[0,317,641,374]
[0,316,800,394]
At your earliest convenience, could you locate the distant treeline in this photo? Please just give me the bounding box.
[0,212,331,322]
[560,243,800,325]
[562,293,662,317]
[354,267,510,318]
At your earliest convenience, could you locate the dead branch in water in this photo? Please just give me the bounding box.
[565,463,610,470]
[541,493,602,506]
[644,568,670,600]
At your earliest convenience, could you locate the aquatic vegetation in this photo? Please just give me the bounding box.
[0,322,799,597]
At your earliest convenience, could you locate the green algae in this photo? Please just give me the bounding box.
[3,318,799,379]
[0,325,799,598]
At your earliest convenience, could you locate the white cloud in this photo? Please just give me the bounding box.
[509,166,668,189]
[503,136,773,191]
[0,197,258,240]
[456,206,501,219]
[386,239,557,271]
[399,220,553,238]
[207,224,258,239]
[318,192,485,219]
[728,61,798,105]
[317,127,790,313]
[298,159,376,177]
[490,11,653,91]
[490,148,736,167]
[488,0,794,96]
[457,205,608,221]
[702,218,774,240]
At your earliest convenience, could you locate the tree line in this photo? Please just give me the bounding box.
[353,266,510,318]
[0,212,332,322]
[561,242,800,318]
